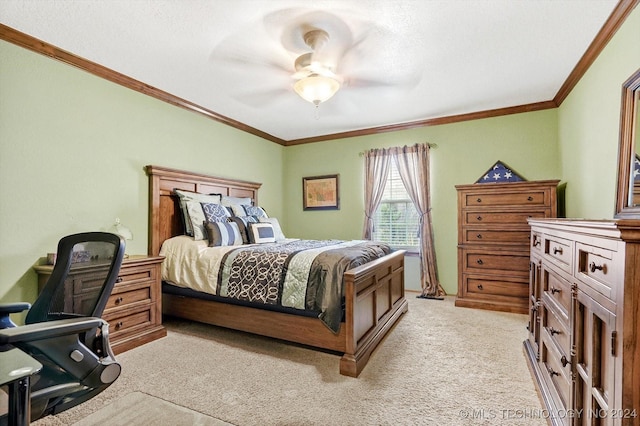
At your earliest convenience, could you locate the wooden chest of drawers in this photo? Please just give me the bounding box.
[525,219,640,426]
[455,180,560,314]
[34,255,166,354]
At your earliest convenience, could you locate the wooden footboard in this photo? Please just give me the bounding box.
[341,249,408,377]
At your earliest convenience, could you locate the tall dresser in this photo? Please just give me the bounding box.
[455,180,560,314]
[525,219,640,426]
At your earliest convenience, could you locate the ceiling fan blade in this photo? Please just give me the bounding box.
[211,42,292,76]
[232,87,291,108]
[343,72,421,91]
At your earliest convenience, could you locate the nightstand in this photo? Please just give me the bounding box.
[34,255,166,354]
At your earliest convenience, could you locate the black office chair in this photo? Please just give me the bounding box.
[0,232,125,424]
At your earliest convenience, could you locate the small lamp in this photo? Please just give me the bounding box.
[110,218,132,257]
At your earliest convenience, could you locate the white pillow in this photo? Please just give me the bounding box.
[174,190,222,236]
[221,196,252,207]
[259,217,285,242]
[185,200,208,240]
[175,189,222,204]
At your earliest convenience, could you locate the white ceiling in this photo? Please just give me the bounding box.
[0,1,620,142]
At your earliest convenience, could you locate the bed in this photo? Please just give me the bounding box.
[146,165,408,377]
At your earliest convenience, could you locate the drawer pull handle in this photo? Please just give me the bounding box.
[550,287,561,295]
[476,198,482,203]
[476,216,482,221]
[476,234,482,239]
[115,297,123,305]
[547,367,559,377]
[116,276,123,283]
[560,355,570,368]
[533,239,541,247]
[589,262,604,273]
[476,259,484,265]
[477,284,483,290]
[549,327,561,336]
[527,196,533,201]
[115,321,123,330]
[553,247,563,255]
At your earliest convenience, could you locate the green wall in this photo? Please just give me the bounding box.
[0,40,284,307]
[558,5,640,219]
[1,4,638,307]
[284,110,559,294]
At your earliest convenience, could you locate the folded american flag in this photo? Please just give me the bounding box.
[476,160,525,184]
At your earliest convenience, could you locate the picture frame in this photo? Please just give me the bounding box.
[303,174,340,211]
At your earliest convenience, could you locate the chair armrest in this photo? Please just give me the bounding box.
[0,347,42,386]
[0,302,32,329]
[0,302,31,315]
[0,318,104,345]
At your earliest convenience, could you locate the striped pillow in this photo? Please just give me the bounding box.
[204,221,243,247]
[227,216,258,244]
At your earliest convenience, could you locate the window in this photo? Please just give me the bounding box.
[372,161,420,250]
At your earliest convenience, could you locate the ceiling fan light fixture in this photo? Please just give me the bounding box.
[294,74,340,106]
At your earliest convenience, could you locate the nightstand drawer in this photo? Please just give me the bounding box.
[104,305,154,338]
[105,285,152,311]
[116,264,156,287]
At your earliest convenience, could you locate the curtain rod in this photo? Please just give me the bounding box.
[358,143,438,157]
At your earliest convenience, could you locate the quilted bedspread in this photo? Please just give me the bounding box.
[160,236,391,333]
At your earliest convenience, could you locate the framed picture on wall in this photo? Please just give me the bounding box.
[303,174,340,211]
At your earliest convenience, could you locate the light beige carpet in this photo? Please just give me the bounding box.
[34,296,545,426]
[72,391,232,426]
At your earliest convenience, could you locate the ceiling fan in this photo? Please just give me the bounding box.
[210,9,418,113]
[291,28,342,106]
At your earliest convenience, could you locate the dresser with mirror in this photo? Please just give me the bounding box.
[524,68,640,425]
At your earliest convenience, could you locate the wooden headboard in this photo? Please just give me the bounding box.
[145,165,262,256]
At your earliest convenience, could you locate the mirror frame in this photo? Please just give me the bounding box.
[614,68,640,219]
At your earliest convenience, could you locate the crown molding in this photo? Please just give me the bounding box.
[0,23,286,146]
[1,0,636,146]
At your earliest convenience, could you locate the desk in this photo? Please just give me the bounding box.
[0,347,42,425]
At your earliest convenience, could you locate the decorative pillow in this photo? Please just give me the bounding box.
[258,217,285,241]
[247,222,276,244]
[227,204,249,217]
[228,216,258,244]
[174,189,222,236]
[185,200,208,240]
[201,202,230,223]
[243,205,268,218]
[204,221,243,247]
